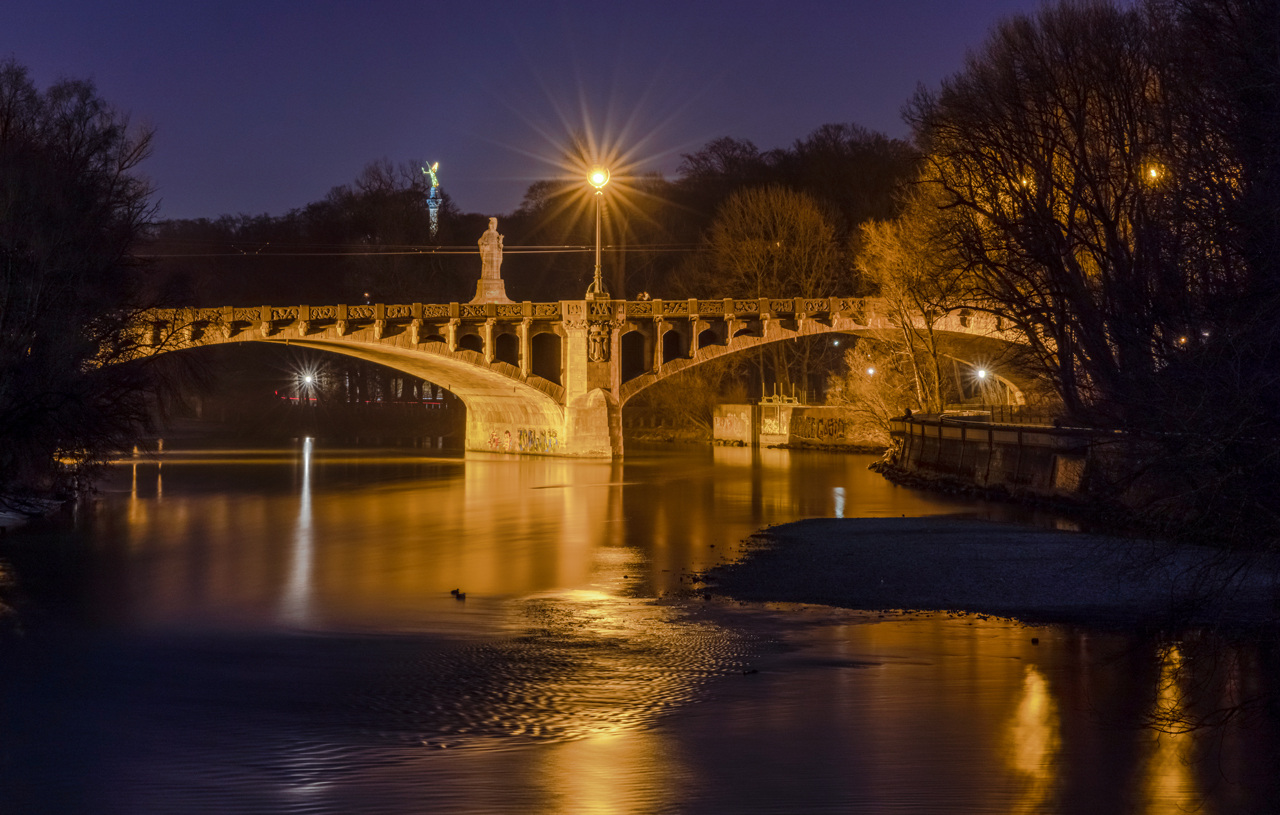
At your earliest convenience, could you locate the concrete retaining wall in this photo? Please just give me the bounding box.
[888,417,1090,498]
[785,407,867,447]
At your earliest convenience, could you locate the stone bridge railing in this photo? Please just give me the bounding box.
[144,296,1018,359]
[145,297,900,346]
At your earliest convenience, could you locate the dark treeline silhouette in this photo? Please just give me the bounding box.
[146,123,916,308]
[0,58,188,512]
[148,159,486,306]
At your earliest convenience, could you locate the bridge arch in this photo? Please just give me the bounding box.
[620,330,647,383]
[140,313,570,455]
[619,325,1032,407]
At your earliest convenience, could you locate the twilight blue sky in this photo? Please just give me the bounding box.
[5,0,1044,220]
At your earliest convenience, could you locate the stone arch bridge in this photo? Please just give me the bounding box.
[142,297,1021,458]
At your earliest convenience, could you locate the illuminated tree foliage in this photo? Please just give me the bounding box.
[910,0,1280,541]
[825,343,921,445]
[0,59,161,508]
[857,187,968,414]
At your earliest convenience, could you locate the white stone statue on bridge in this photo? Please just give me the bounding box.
[471,217,513,304]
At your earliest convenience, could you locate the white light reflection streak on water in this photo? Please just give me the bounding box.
[129,463,139,524]
[833,486,845,518]
[280,437,314,625]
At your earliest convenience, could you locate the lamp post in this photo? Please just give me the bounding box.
[586,166,610,301]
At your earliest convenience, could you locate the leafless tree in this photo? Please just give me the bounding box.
[702,186,843,394]
[906,0,1280,543]
[708,185,841,298]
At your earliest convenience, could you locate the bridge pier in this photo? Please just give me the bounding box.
[559,301,624,457]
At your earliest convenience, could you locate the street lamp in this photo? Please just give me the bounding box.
[586,166,610,301]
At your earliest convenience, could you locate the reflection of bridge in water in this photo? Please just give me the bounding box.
[144,297,1021,458]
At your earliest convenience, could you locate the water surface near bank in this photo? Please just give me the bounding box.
[0,442,1275,814]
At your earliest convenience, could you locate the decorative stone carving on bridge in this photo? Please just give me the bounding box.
[471,217,513,304]
[587,322,609,362]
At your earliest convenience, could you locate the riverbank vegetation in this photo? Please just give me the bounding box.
[0,59,186,515]
[904,0,1279,547]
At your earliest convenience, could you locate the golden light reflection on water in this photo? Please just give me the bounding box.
[1142,646,1201,814]
[540,730,672,815]
[99,450,630,629]
[1006,666,1060,812]
[51,445,1273,813]
[107,446,960,629]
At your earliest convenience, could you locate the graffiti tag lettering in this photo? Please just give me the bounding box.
[713,415,748,436]
[489,427,560,453]
[791,415,854,442]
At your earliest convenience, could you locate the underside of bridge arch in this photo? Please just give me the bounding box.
[850,328,1039,400]
[275,340,569,454]
[619,326,1035,406]
[171,338,568,455]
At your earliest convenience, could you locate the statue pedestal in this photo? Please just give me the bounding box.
[471,278,513,304]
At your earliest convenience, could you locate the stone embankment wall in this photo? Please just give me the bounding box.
[884,416,1091,499]
[785,407,870,448]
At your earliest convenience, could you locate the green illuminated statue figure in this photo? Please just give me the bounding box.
[422,161,440,237]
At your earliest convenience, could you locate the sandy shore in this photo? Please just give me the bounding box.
[705,517,1280,627]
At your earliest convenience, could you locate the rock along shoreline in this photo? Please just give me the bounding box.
[705,517,1280,629]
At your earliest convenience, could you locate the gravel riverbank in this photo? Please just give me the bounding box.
[705,517,1280,627]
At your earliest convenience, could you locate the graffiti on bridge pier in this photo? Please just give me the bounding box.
[791,414,855,443]
[489,428,560,454]
[713,414,748,437]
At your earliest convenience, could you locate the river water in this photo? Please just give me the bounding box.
[0,442,1276,813]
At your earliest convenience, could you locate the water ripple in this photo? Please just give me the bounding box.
[0,593,754,814]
